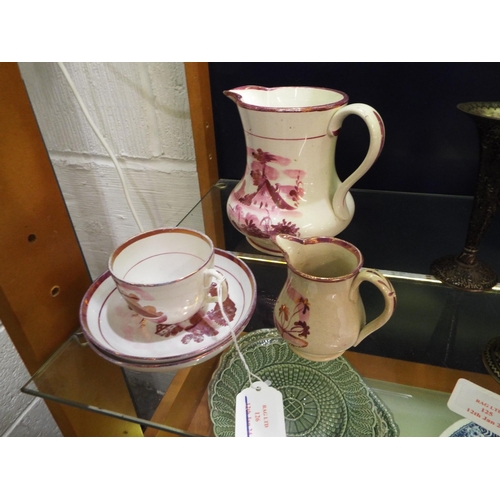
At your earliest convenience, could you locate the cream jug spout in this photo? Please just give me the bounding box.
[272,234,304,256]
[272,235,312,274]
[273,234,365,280]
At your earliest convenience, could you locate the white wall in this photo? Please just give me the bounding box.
[1,62,202,436]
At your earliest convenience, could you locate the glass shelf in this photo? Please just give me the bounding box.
[22,180,500,437]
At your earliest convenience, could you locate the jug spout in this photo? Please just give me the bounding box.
[273,234,364,280]
[223,87,243,104]
[272,234,312,274]
[272,234,305,260]
[223,86,268,106]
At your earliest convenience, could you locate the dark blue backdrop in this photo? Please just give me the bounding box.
[209,62,500,196]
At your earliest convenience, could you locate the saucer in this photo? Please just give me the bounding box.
[209,328,399,437]
[440,418,499,437]
[80,249,256,364]
[86,336,233,373]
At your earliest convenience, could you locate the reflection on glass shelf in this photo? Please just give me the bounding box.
[366,379,458,437]
[21,334,198,436]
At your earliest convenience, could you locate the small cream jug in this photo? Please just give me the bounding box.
[225,85,385,255]
[273,234,396,362]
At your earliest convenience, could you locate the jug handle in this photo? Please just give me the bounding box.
[328,104,385,221]
[349,268,396,346]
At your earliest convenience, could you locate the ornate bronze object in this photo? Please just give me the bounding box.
[483,337,500,384]
[431,102,500,291]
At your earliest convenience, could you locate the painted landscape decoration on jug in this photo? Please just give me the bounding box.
[227,147,305,240]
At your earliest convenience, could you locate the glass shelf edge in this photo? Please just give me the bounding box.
[20,333,202,437]
[21,383,201,437]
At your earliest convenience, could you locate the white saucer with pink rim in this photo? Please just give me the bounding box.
[79,249,257,368]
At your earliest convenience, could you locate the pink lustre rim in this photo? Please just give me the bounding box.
[274,235,364,282]
[108,227,213,287]
[223,85,349,113]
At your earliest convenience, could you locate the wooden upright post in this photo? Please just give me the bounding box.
[0,62,142,436]
[184,62,225,249]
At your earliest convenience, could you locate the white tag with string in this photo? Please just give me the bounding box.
[235,381,287,437]
[213,274,287,437]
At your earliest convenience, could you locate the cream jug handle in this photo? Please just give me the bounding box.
[328,104,385,221]
[349,268,396,346]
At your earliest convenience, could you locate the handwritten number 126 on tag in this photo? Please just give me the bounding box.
[235,382,287,437]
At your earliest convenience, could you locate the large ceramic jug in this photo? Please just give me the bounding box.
[273,234,396,362]
[225,86,385,255]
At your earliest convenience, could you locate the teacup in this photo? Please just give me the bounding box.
[109,228,227,325]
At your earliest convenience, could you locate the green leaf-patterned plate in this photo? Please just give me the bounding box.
[209,328,399,437]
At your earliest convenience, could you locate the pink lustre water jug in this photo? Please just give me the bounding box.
[225,86,385,255]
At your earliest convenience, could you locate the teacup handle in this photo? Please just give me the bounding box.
[204,269,229,303]
[328,103,385,221]
[349,268,396,346]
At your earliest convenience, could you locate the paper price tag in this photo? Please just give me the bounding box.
[235,382,287,437]
[447,379,500,436]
